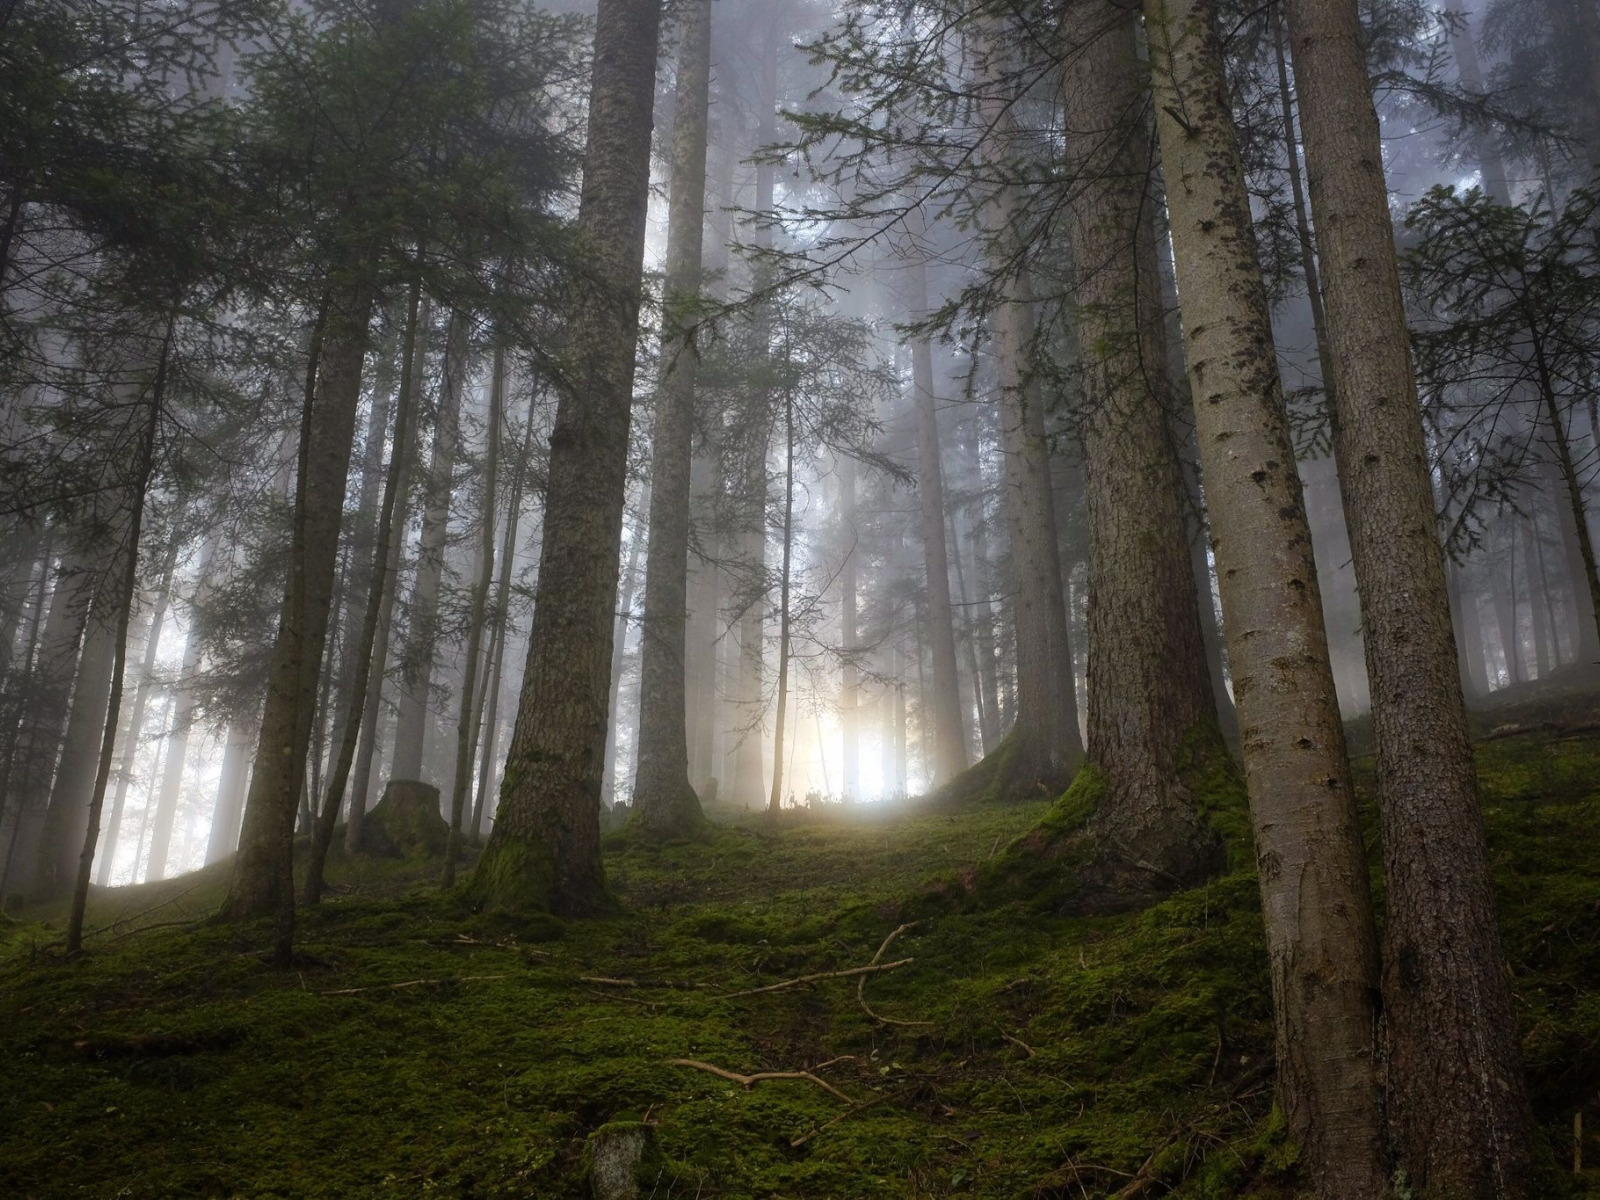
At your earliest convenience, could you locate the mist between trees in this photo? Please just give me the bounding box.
[3,0,1600,1195]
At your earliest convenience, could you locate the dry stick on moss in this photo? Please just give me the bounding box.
[857,922,932,1027]
[319,974,507,995]
[664,1057,858,1103]
[789,1087,907,1148]
[719,958,914,998]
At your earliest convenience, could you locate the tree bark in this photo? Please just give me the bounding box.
[145,533,222,881]
[96,540,178,886]
[391,310,469,783]
[221,285,373,943]
[1145,3,1387,1192]
[345,300,428,852]
[904,251,968,787]
[205,717,253,864]
[470,0,663,914]
[1283,0,1536,1190]
[767,386,796,814]
[444,345,503,884]
[631,0,713,838]
[67,322,168,952]
[306,276,422,898]
[1058,3,1221,894]
[471,401,540,843]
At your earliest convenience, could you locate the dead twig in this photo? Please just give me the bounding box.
[1000,1030,1037,1057]
[719,958,914,999]
[319,974,506,995]
[664,1057,858,1104]
[857,922,932,1027]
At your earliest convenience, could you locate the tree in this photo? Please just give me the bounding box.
[631,0,715,839]
[1143,0,1386,1191]
[1055,2,1222,902]
[471,0,665,914]
[1283,0,1536,1191]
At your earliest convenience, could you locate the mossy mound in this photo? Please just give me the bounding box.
[362,779,449,859]
[1,709,1595,1198]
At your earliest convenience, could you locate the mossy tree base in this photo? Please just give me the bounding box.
[944,733,1240,917]
[466,827,611,917]
[923,731,1079,807]
[630,782,713,845]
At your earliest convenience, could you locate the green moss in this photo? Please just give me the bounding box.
[3,710,1596,1198]
[465,831,562,915]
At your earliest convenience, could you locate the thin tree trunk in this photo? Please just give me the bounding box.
[767,388,795,814]
[839,456,860,800]
[470,397,538,844]
[444,345,503,884]
[602,495,646,806]
[903,252,967,786]
[66,317,169,952]
[471,0,664,914]
[632,0,713,837]
[97,540,178,885]
[222,285,373,956]
[346,293,428,852]
[1144,3,1387,1192]
[0,538,53,904]
[1443,0,1513,205]
[1058,4,1221,894]
[391,310,469,782]
[306,275,422,899]
[1283,0,1536,1190]
[146,533,222,881]
[205,717,253,864]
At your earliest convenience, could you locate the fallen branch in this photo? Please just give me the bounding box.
[720,957,913,998]
[1000,1030,1036,1058]
[857,923,932,1027]
[664,1057,857,1104]
[320,974,506,995]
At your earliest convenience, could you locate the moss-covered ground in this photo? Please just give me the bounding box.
[4,693,1599,1198]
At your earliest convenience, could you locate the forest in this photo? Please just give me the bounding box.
[2,0,1599,1195]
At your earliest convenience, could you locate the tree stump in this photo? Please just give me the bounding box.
[362,780,448,858]
[587,1121,658,1200]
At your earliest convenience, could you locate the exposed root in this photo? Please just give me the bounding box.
[664,1056,858,1103]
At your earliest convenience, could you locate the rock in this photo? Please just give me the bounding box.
[587,1121,658,1200]
[362,780,448,858]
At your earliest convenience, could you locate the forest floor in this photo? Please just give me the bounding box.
[3,679,1600,1199]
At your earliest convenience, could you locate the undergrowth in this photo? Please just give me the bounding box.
[2,718,1597,1198]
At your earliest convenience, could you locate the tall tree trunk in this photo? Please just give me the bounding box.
[729,32,782,811]
[145,533,222,881]
[222,285,374,952]
[904,253,967,787]
[632,0,713,837]
[1450,557,1493,699]
[306,276,422,898]
[1283,0,1536,1190]
[346,294,428,852]
[1058,4,1221,894]
[391,311,469,783]
[205,717,253,864]
[3,553,93,894]
[1145,3,1387,1193]
[470,0,664,914]
[471,401,539,843]
[67,321,168,952]
[96,541,178,885]
[601,495,646,806]
[838,457,861,799]
[445,345,503,884]
[767,386,796,814]
[1490,522,1523,686]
